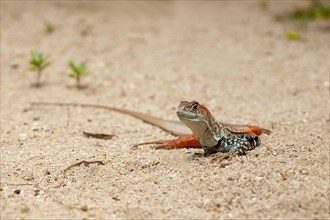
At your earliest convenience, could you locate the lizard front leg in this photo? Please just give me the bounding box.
[132,134,201,149]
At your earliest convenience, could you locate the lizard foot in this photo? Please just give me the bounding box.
[210,154,234,162]
[209,154,236,168]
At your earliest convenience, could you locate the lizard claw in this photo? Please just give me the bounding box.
[210,154,233,161]
[210,154,236,168]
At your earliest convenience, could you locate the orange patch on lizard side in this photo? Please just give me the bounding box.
[246,125,263,135]
[167,134,201,148]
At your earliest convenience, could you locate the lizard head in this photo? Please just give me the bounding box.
[177,101,212,122]
[176,101,219,147]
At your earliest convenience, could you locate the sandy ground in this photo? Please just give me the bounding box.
[1,1,329,219]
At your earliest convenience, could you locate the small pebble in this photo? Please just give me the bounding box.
[19,133,27,141]
[22,206,30,213]
[11,63,19,69]
[14,189,21,194]
[80,205,88,211]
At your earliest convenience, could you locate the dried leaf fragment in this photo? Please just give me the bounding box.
[82,130,116,140]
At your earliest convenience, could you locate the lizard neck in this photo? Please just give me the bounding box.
[179,114,223,148]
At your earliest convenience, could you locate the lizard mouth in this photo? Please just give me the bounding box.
[176,110,200,121]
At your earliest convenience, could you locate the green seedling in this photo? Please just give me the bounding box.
[286,31,300,40]
[66,61,91,89]
[289,1,330,21]
[44,21,55,34]
[28,50,52,86]
[277,0,330,22]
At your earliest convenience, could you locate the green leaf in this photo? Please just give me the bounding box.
[30,60,38,66]
[314,5,330,19]
[69,61,81,75]
[285,2,330,22]
[78,63,85,73]
[31,50,41,63]
[286,31,300,40]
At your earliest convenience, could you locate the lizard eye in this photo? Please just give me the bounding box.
[192,104,198,111]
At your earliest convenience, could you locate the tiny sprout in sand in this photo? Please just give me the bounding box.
[28,50,52,87]
[66,61,91,89]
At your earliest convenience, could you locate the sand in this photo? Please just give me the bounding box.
[1,1,329,219]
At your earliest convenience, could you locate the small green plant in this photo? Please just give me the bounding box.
[289,1,330,21]
[44,21,55,34]
[28,50,52,86]
[277,0,330,22]
[66,61,91,89]
[286,31,300,40]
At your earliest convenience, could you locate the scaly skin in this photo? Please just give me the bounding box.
[175,101,270,156]
[31,101,271,156]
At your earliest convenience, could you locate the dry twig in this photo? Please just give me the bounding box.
[63,160,105,175]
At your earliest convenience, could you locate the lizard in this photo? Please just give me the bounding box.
[31,101,271,156]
